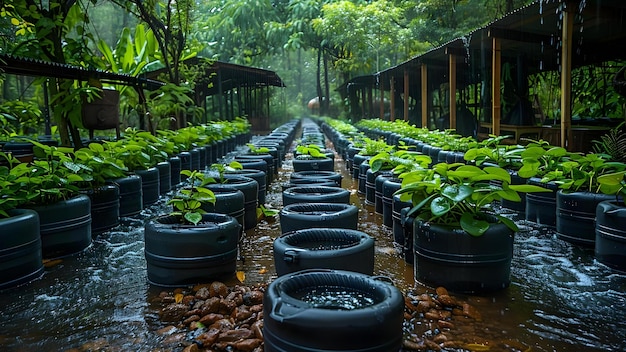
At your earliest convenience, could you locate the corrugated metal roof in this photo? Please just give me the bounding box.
[0,53,164,90]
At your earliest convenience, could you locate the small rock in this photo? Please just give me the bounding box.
[182,343,199,352]
[242,290,263,306]
[230,338,263,352]
[209,281,229,297]
[462,302,482,320]
[195,328,220,346]
[435,287,449,296]
[199,313,224,326]
[218,328,254,342]
[436,294,457,307]
[195,287,211,300]
[160,303,189,322]
[156,325,177,335]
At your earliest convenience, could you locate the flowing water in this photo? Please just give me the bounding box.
[1,139,625,351]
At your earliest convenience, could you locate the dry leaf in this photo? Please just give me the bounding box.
[258,267,268,274]
[236,271,246,283]
[174,293,184,303]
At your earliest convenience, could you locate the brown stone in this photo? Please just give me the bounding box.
[435,287,449,297]
[182,295,195,305]
[183,315,200,325]
[462,302,482,320]
[436,294,457,307]
[196,328,220,346]
[162,332,187,344]
[218,298,237,315]
[242,290,264,305]
[195,286,211,300]
[209,318,235,332]
[209,281,229,297]
[402,339,427,350]
[251,320,263,339]
[437,320,455,329]
[235,307,253,321]
[218,328,254,342]
[182,343,199,352]
[160,303,189,322]
[230,338,263,352]
[249,304,263,313]
[201,297,221,315]
[199,313,224,326]
[156,325,177,335]
[416,300,433,313]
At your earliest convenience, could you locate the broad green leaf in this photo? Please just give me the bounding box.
[185,212,202,225]
[441,184,472,202]
[430,196,451,216]
[460,213,490,237]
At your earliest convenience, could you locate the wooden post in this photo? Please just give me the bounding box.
[491,37,501,137]
[390,76,395,121]
[404,68,409,121]
[561,6,574,150]
[379,76,385,119]
[421,63,428,129]
[449,53,457,130]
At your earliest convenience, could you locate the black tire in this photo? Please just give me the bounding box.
[282,178,337,192]
[0,209,44,290]
[144,213,241,286]
[282,186,350,206]
[274,228,374,276]
[595,200,626,272]
[279,203,358,234]
[290,170,342,187]
[135,167,160,207]
[263,269,404,352]
[292,157,334,172]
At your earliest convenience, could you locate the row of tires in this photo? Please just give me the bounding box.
[265,119,404,352]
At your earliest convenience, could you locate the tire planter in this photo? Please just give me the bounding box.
[222,175,259,231]
[236,153,275,182]
[135,167,160,207]
[373,171,394,211]
[525,178,558,227]
[168,156,182,187]
[365,169,392,206]
[290,170,342,187]
[382,178,402,228]
[556,190,614,247]
[413,217,515,294]
[233,158,270,184]
[203,184,246,231]
[292,157,334,172]
[144,213,241,287]
[489,171,526,214]
[393,195,414,263]
[263,269,404,352]
[156,161,172,195]
[190,148,201,172]
[279,203,358,234]
[357,162,370,195]
[0,209,44,290]
[111,175,143,218]
[595,200,626,272]
[30,195,92,259]
[225,169,267,205]
[274,228,374,276]
[178,151,192,181]
[80,184,120,235]
[282,186,350,206]
[352,155,370,180]
[282,178,337,192]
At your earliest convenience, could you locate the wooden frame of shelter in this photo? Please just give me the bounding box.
[0,53,164,138]
[145,58,285,133]
[338,0,626,152]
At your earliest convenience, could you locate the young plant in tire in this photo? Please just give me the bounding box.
[209,161,243,182]
[396,163,551,237]
[295,144,328,159]
[168,170,216,225]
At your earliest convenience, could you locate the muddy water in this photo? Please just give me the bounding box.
[0,140,625,351]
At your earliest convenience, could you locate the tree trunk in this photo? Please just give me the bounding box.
[316,46,323,115]
[323,48,330,115]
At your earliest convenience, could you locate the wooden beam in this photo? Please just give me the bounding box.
[561,6,574,150]
[488,26,554,44]
[421,63,428,129]
[491,36,501,137]
[404,68,409,122]
[449,53,457,130]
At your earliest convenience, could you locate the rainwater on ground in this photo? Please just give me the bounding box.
[0,136,625,352]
